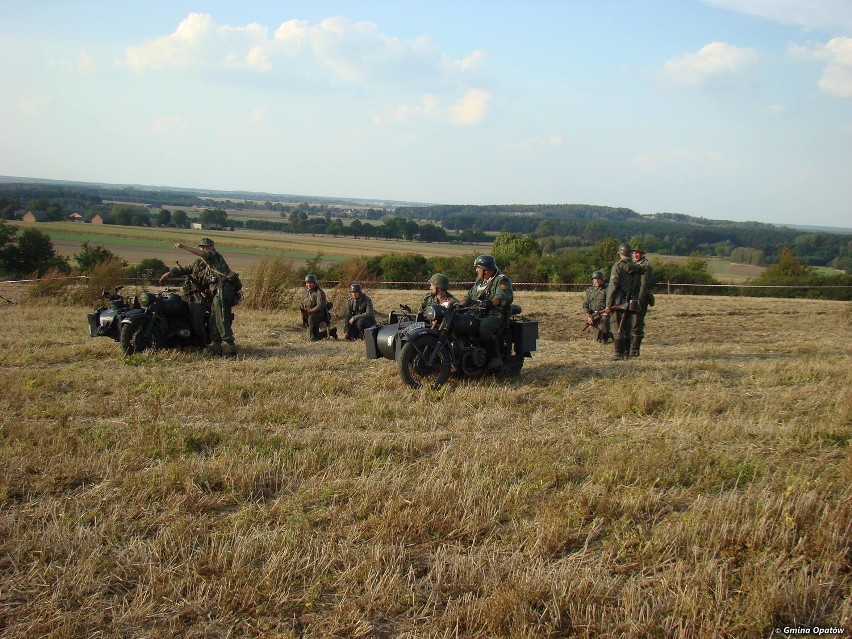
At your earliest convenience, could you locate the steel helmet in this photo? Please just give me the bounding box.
[349,283,363,293]
[304,274,318,284]
[473,255,498,271]
[619,242,632,257]
[429,273,450,290]
[592,271,605,280]
[632,241,646,254]
[198,237,215,247]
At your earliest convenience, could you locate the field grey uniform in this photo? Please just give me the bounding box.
[463,267,513,369]
[583,281,611,343]
[631,254,655,356]
[343,293,376,339]
[606,254,641,359]
[199,246,237,351]
[300,285,329,340]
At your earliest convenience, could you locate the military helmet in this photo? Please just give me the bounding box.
[632,241,646,254]
[619,242,632,257]
[198,237,215,247]
[349,283,363,293]
[429,273,450,290]
[304,274,318,284]
[592,270,605,280]
[473,254,498,271]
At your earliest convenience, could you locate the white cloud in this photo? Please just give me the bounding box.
[374,90,490,127]
[125,12,483,91]
[19,96,53,116]
[152,115,189,134]
[449,89,491,126]
[790,37,852,97]
[48,51,98,74]
[660,42,758,85]
[702,0,852,31]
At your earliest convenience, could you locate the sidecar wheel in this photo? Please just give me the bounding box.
[120,324,148,356]
[398,337,451,390]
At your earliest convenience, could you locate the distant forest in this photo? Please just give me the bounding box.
[1,180,849,272]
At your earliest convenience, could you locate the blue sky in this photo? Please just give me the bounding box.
[1,0,850,227]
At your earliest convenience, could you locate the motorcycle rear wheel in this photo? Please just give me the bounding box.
[120,324,149,356]
[398,336,452,390]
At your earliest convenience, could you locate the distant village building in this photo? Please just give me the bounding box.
[191,222,203,230]
[22,210,50,223]
[89,214,105,224]
[67,212,84,222]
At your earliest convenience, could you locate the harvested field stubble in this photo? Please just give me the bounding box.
[0,291,850,638]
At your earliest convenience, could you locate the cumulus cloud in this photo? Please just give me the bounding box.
[789,37,852,97]
[702,0,852,32]
[659,42,758,85]
[449,89,491,125]
[125,12,483,90]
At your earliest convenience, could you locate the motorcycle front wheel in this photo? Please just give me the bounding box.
[120,323,149,356]
[397,336,452,390]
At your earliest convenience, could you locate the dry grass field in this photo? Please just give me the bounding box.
[0,287,850,638]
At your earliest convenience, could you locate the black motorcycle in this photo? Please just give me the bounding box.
[365,302,538,389]
[87,286,139,341]
[118,289,209,356]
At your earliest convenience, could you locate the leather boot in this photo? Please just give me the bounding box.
[610,339,625,361]
[329,327,338,340]
[484,337,502,370]
[630,336,642,357]
[624,338,632,359]
[223,342,237,358]
[206,342,223,356]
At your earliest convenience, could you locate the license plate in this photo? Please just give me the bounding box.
[404,321,425,333]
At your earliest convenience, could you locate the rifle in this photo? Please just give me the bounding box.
[582,310,604,331]
[606,300,637,334]
[178,261,213,305]
[300,306,309,328]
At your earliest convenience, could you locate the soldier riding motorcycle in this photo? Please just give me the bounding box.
[118,288,211,356]
[364,298,538,390]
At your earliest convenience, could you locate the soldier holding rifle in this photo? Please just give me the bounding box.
[582,270,611,344]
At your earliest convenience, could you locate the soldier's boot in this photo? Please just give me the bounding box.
[609,339,625,361]
[624,338,632,359]
[629,336,642,358]
[484,337,503,370]
[206,341,223,356]
[223,342,237,358]
[329,327,338,340]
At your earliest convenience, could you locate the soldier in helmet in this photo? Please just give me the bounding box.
[420,273,456,312]
[343,283,375,340]
[630,243,655,357]
[300,275,336,341]
[583,270,611,344]
[457,254,513,370]
[603,242,642,361]
[173,237,238,357]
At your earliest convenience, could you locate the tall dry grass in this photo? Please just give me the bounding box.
[0,290,849,638]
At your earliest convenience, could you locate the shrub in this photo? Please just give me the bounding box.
[242,255,301,310]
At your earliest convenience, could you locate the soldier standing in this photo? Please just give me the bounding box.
[631,244,655,357]
[300,275,336,341]
[420,273,456,312]
[604,243,641,361]
[457,255,513,370]
[343,283,376,340]
[158,259,211,347]
[173,238,238,357]
[583,270,611,343]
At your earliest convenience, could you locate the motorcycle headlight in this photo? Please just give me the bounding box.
[423,304,445,322]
